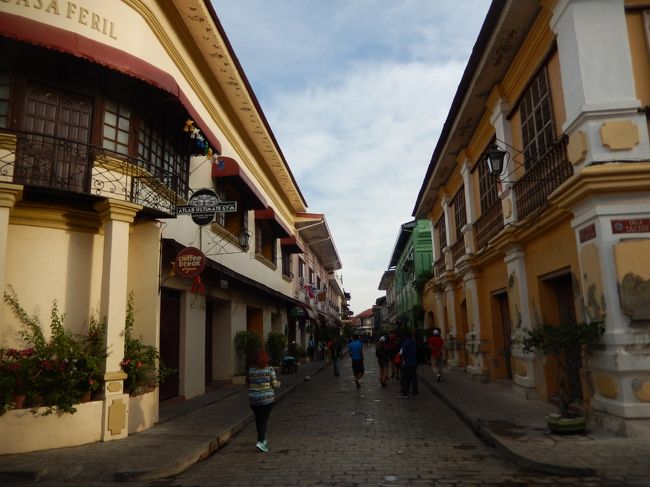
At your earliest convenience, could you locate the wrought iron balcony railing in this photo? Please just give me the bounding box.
[0,128,187,217]
[475,201,504,250]
[513,136,572,220]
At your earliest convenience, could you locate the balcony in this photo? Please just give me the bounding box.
[434,256,446,277]
[450,238,465,265]
[0,129,186,217]
[513,136,572,220]
[475,201,504,250]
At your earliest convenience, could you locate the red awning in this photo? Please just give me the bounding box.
[212,157,267,210]
[0,12,222,154]
[280,236,304,254]
[255,208,291,238]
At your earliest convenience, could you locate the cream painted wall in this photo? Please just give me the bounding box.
[2,221,103,346]
[179,291,206,399]
[213,298,232,380]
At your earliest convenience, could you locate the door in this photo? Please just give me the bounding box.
[553,274,581,401]
[159,288,180,400]
[17,83,92,192]
[496,292,513,380]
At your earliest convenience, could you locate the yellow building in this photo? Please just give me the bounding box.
[413,0,650,436]
[0,0,343,453]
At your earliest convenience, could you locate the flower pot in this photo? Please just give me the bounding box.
[79,391,92,403]
[12,393,26,409]
[546,414,587,435]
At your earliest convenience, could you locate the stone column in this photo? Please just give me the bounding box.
[463,270,488,380]
[441,196,453,271]
[444,283,463,368]
[0,183,23,317]
[94,199,141,441]
[504,244,536,397]
[461,160,477,254]
[552,0,650,172]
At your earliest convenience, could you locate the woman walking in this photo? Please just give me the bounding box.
[248,350,281,452]
[375,336,390,387]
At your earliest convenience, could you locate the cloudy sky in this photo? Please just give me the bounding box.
[211,0,490,315]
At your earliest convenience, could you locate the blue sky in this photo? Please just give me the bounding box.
[212,0,491,315]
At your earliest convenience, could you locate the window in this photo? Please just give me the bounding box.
[0,74,10,128]
[298,258,305,280]
[102,99,131,155]
[137,107,189,188]
[436,215,446,251]
[521,67,555,169]
[309,268,314,285]
[281,250,292,278]
[453,187,466,242]
[255,220,276,262]
[478,144,499,213]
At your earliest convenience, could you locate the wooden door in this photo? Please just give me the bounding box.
[553,274,581,400]
[159,288,180,400]
[17,83,92,192]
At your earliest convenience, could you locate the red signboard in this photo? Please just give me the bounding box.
[579,223,596,243]
[611,219,650,234]
[174,247,206,279]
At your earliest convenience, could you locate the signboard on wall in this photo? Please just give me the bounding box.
[174,247,206,279]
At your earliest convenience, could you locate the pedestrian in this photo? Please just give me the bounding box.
[428,329,445,382]
[375,336,390,387]
[325,339,332,363]
[248,349,281,452]
[387,331,401,382]
[398,330,418,398]
[330,337,342,376]
[348,333,364,388]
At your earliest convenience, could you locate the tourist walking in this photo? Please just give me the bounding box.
[387,331,401,382]
[375,336,390,387]
[428,329,445,382]
[348,333,364,388]
[329,337,342,376]
[248,350,281,452]
[398,330,418,398]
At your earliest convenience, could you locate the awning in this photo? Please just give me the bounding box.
[0,12,222,155]
[295,213,342,271]
[255,208,291,238]
[212,157,267,210]
[280,236,304,254]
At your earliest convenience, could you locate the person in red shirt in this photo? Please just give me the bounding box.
[427,329,445,382]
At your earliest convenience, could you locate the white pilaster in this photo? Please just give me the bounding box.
[0,183,22,320]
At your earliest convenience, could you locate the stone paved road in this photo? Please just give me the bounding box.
[161,351,613,487]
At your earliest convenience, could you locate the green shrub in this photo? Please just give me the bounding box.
[266,332,288,366]
[234,330,261,372]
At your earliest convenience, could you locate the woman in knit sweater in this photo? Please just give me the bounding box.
[248,350,281,452]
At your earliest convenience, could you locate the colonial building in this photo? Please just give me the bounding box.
[0,0,343,453]
[413,0,650,436]
[381,220,433,329]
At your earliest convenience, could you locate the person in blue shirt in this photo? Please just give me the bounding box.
[348,333,364,388]
[398,330,419,398]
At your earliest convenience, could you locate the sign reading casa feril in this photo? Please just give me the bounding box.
[177,188,237,226]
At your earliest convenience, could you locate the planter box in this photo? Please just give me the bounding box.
[0,400,103,454]
[128,390,158,434]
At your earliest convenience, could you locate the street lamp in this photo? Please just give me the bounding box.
[238,228,251,250]
[485,144,507,177]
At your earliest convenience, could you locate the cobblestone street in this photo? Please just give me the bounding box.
[163,354,609,487]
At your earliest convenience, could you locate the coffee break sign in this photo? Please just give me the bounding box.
[174,247,206,279]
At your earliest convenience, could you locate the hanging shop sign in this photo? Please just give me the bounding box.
[174,247,206,279]
[177,188,237,225]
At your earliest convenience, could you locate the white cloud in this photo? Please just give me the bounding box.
[212,0,490,314]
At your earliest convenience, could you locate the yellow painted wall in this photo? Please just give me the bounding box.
[627,10,650,107]
[523,217,579,326]
[476,257,509,379]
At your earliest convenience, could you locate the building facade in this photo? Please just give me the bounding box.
[0,0,343,453]
[413,0,650,436]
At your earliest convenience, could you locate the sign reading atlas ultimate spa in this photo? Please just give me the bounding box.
[177,188,237,225]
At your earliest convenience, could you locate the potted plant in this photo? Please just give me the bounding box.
[121,293,173,396]
[234,330,261,374]
[265,332,287,367]
[522,320,605,434]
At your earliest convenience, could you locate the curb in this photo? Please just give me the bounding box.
[418,372,596,478]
